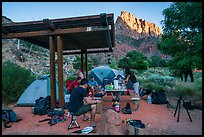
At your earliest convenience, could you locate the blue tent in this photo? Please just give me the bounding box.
[88,66,125,86]
[16,75,66,107]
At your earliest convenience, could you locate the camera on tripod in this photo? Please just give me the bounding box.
[174,96,192,122]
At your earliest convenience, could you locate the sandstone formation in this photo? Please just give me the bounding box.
[114,11,164,59]
[116,11,162,39]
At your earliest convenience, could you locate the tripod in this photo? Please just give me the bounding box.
[174,96,192,122]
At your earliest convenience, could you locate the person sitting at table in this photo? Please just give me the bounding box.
[88,76,102,92]
[68,78,101,127]
[88,76,105,97]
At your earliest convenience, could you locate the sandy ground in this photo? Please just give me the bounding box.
[2,92,202,135]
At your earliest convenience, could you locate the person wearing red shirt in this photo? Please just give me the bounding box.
[66,76,82,93]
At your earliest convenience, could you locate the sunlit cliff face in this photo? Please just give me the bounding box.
[116,11,162,39]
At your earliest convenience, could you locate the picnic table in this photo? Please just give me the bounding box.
[104,89,127,101]
[104,88,140,111]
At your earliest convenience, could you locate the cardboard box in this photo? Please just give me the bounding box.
[96,102,103,114]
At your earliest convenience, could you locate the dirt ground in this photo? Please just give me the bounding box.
[2,92,202,135]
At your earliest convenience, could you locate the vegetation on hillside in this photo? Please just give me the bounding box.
[2,61,36,104]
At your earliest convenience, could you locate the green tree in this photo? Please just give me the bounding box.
[108,58,118,70]
[73,55,93,71]
[158,2,202,74]
[118,50,149,70]
[150,56,161,67]
[150,55,167,67]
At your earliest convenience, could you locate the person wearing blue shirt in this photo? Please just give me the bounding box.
[88,77,98,87]
[88,77,101,92]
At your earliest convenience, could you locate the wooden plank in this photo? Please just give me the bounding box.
[49,36,56,108]
[2,25,112,38]
[57,36,64,108]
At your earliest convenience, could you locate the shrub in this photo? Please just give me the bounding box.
[172,80,202,100]
[2,61,35,103]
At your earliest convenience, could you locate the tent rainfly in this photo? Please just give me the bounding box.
[88,66,125,86]
[16,75,66,107]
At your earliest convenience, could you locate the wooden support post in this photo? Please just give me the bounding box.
[57,36,64,108]
[49,36,56,108]
[85,51,88,79]
[81,52,84,75]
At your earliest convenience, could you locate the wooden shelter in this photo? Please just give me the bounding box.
[2,13,115,108]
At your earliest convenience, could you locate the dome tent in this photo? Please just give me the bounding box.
[16,75,66,107]
[88,66,124,86]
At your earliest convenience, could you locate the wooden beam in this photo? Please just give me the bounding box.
[2,25,111,39]
[81,52,84,75]
[100,13,113,49]
[85,51,88,79]
[63,48,113,55]
[57,36,64,108]
[2,27,9,34]
[2,13,113,28]
[49,36,56,108]
[100,13,108,27]
[104,31,113,49]
[43,19,56,30]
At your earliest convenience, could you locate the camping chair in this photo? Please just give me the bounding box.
[66,103,80,130]
[68,112,80,130]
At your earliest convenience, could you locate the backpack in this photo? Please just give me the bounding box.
[39,108,65,126]
[2,109,22,128]
[151,91,168,104]
[33,96,51,115]
[122,103,132,114]
[127,119,145,128]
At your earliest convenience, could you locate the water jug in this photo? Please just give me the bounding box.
[113,80,119,89]
[64,94,70,103]
[147,95,152,104]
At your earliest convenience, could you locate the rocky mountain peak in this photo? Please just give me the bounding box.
[116,11,162,39]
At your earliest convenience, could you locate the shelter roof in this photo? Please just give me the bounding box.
[2,13,115,54]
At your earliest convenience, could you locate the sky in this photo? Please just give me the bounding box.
[2,2,172,30]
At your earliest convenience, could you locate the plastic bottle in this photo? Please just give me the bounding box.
[114,101,120,112]
[88,90,93,99]
[147,95,152,104]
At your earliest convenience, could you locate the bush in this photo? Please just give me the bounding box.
[172,80,202,100]
[2,61,35,103]
[142,82,165,92]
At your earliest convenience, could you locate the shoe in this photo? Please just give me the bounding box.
[81,126,94,133]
